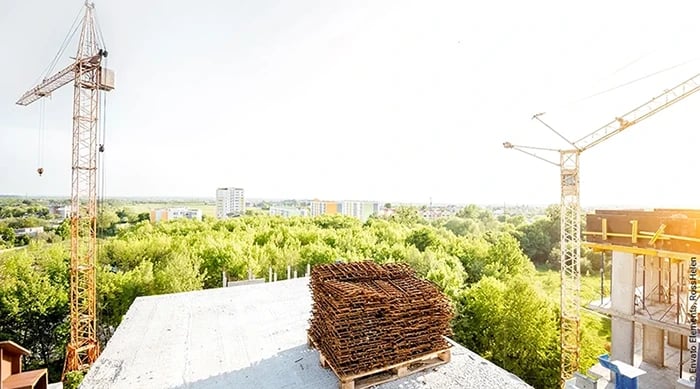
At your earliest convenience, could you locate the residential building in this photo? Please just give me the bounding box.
[309,199,379,221]
[49,205,69,219]
[269,206,309,218]
[216,187,245,219]
[340,201,379,222]
[309,200,339,217]
[150,208,202,222]
[13,227,44,237]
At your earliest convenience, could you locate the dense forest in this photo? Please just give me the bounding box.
[0,200,609,388]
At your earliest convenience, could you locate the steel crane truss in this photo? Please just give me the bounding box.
[503,71,700,386]
[15,2,113,376]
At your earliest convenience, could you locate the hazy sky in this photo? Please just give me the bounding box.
[2,0,700,207]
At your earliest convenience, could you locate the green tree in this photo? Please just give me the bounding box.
[0,222,15,247]
[517,217,553,264]
[55,219,70,240]
[0,244,69,382]
[405,227,437,252]
[390,206,423,225]
[453,276,560,388]
[483,233,534,279]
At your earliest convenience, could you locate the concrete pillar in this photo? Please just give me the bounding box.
[643,325,664,366]
[293,270,298,279]
[273,272,277,282]
[222,271,227,288]
[306,263,311,277]
[611,251,635,364]
[287,266,291,280]
[269,267,273,283]
[669,331,689,350]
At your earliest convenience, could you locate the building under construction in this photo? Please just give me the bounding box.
[583,208,700,388]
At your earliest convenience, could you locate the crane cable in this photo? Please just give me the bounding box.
[574,57,700,103]
[93,9,109,340]
[92,11,108,238]
[98,60,108,235]
[34,5,83,177]
[38,5,83,84]
[37,99,46,176]
[538,56,700,117]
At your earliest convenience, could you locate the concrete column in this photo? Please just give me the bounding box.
[643,325,664,366]
[611,251,635,364]
[669,331,689,350]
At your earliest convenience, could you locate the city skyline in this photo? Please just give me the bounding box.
[2,1,700,208]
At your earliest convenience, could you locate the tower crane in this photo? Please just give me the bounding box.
[16,2,114,376]
[503,72,700,387]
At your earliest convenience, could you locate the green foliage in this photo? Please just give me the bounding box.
[483,233,534,279]
[517,217,552,264]
[0,222,15,247]
[0,243,69,383]
[0,200,51,219]
[389,206,423,225]
[453,276,560,388]
[64,370,84,389]
[55,219,70,240]
[0,203,610,388]
[405,227,437,252]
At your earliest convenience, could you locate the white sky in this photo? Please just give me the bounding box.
[1,0,700,207]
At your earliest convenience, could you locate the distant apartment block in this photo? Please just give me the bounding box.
[13,226,44,237]
[310,199,378,222]
[150,208,202,222]
[49,205,69,219]
[340,201,380,222]
[310,200,339,217]
[269,206,309,218]
[216,187,245,219]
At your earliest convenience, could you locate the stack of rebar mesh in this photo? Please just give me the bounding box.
[308,261,453,376]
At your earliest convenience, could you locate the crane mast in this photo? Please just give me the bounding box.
[16,2,114,376]
[504,71,700,387]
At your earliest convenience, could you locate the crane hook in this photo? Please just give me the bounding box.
[37,167,44,176]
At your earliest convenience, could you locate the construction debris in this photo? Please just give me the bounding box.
[307,261,453,381]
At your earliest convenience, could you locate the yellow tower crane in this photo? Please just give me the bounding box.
[16,2,114,376]
[503,72,700,387]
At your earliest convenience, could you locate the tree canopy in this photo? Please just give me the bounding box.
[0,202,608,388]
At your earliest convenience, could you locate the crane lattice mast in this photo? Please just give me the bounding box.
[16,2,114,376]
[504,71,700,387]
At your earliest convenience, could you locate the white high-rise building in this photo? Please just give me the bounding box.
[216,187,245,218]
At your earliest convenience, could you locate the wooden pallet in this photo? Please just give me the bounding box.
[308,334,451,389]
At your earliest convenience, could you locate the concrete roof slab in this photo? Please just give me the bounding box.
[82,278,532,389]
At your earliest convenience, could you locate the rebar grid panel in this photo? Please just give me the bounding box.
[308,261,453,377]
